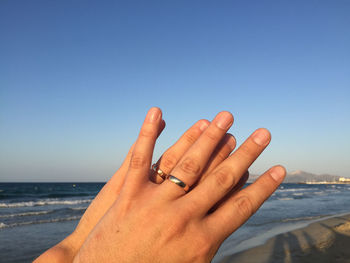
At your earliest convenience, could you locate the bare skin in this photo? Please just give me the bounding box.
[34,110,239,263]
[68,108,286,263]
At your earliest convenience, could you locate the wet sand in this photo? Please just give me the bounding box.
[220,213,350,263]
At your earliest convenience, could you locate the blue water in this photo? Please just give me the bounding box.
[1,183,350,262]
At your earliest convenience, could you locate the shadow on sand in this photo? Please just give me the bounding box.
[220,215,350,263]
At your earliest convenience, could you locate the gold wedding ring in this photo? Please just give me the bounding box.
[167,175,190,193]
[152,163,167,180]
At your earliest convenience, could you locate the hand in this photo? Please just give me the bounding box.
[73,108,286,263]
[34,108,237,263]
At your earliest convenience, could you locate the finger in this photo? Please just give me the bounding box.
[198,133,236,184]
[184,128,271,216]
[74,118,166,239]
[150,119,210,183]
[160,111,233,199]
[111,119,165,188]
[158,119,166,137]
[208,170,249,214]
[124,107,162,190]
[205,165,286,241]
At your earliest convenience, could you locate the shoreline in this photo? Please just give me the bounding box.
[219,213,350,263]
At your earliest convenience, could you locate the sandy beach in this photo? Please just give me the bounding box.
[220,213,350,263]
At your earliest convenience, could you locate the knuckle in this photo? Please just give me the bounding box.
[214,168,235,191]
[259,175,273,188]
[184,131,199,145]
[257,175,277,194]
[139,125,156,138]
[234,195,254,218]
[180,202,199,218]
[180,157,201,175]
[161,152,178,171]
[237,143,256,159]
[130,152,148,169]
[216,148,230,161]
[204,130,220,141]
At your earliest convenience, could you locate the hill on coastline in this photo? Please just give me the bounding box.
[248,170,343,183]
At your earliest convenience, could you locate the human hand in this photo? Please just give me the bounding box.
[73,108,286,263]
[34,108,237,263]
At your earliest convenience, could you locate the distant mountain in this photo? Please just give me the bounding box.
[247,170,343,183]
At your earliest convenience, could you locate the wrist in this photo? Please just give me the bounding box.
[33,232,82,263]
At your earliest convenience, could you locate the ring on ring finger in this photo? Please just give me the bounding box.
[167,175,190,193]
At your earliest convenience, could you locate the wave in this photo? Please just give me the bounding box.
[0,199,92,208]
[0,210,53,218]
[277,197,293,201]
[0,207,87,219]
[44,193,93,198]
[0,216,81,229]
[326,190,341,193]
[276,188,312,193]
[0,193,94,200]
[292,193,304,196]
[281,214,328,223]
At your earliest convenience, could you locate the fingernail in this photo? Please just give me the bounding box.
[146,107,161,123]
[252,129,270,146]
[270,166,286,182]
[224,134,236,148]
[199,121,209,131]
[215,112,233,130]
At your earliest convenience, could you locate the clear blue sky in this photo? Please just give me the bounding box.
[1,0,349,182]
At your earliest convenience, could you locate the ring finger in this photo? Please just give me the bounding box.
[159,111,234,199]
[150,119,210,183]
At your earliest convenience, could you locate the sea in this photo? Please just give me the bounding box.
[1,182,350,263]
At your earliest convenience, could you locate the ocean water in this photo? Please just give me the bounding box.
[0,183,102,263]
[1,183,350,262]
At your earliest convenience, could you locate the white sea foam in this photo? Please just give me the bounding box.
[0,216,81,229]
[0,199,92,208]
[292,193,304,196]
[277,197,293,201]
[0,210,53,218]
[276,188,311,193]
